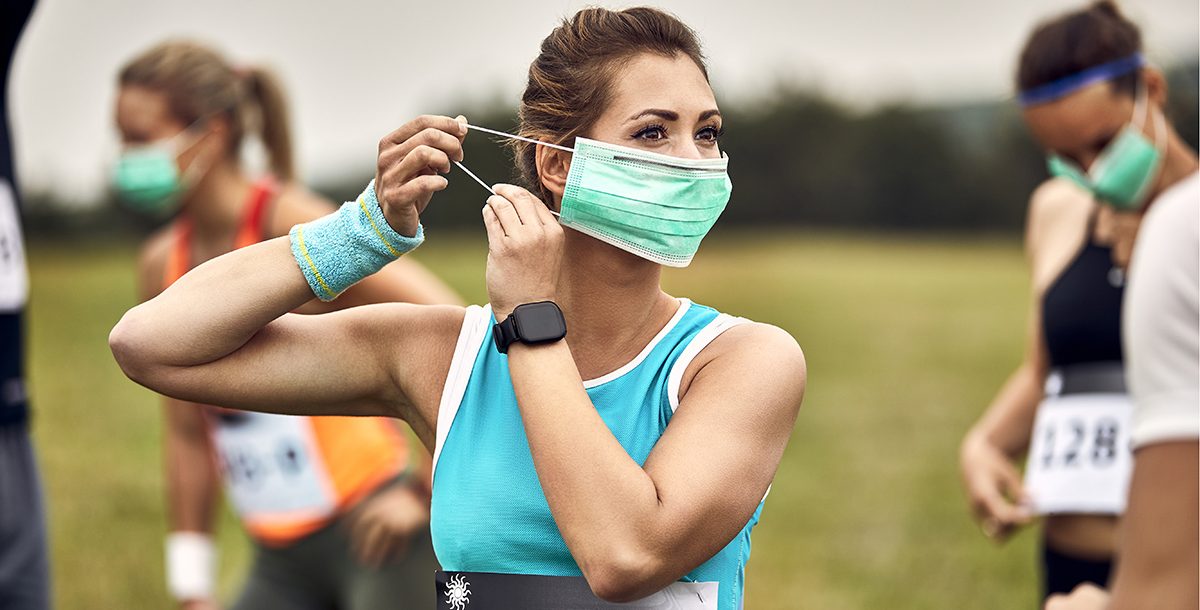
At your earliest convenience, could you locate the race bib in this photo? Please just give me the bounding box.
[1024,392,1133,515]
[0,180,29,312]
[211,411,337,520]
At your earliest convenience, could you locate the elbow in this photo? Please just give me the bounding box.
[109,309,157,387]
[582,543,664,603]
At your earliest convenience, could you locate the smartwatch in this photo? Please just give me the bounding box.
[493,301,567,354]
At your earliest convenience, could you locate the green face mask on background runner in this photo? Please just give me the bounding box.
[457,126,733,267]
[111,120,209,215]
[1046,90,1166,211]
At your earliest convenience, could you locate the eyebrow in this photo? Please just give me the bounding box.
[627,108,722,122]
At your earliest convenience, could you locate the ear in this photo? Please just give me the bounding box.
[1142,67,1168,109]
[535,144,571,206]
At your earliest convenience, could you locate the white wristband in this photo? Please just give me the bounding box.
[165,532,216,601]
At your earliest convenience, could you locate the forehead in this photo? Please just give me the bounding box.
[115,85,185,138]
[1022,81,1132,151]
[604,52,716,118]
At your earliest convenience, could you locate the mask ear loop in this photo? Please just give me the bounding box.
[453,124,570,217]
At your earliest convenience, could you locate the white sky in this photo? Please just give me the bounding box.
[9,0,1198,205]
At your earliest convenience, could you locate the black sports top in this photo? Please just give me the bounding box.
[1042,208,1125,368]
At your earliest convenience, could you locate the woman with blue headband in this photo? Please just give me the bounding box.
[107,7,805,609]
[960,1,1198,601]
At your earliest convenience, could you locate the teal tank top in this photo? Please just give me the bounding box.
[430,299,764,610]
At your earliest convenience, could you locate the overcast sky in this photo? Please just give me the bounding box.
[9,0,1198,204]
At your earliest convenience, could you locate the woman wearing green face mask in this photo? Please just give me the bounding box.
[113,41,461,610]
[109,8,806,609]
[959,1,1198,602]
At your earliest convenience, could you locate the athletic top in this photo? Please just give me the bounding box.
[430,299,763,610]
[1124,172,1200,449]
[0,0,35,429]
[1042,208,1125,368]
[164,178,416,545]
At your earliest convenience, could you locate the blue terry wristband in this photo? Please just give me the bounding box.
[289,180,424,301]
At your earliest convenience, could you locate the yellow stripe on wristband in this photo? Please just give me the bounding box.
[358,195,402,258]
[295,226,338,300]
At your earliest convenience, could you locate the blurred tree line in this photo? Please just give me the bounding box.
[25,62,1198,238]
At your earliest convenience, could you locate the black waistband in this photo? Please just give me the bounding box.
[435,571,714,609]
[1046,362,1126,396]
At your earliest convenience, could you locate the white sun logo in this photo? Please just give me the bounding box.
[444,573,471,610]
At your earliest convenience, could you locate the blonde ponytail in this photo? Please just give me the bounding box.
[242,66,295,182]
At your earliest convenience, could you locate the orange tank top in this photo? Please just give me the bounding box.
[163,178,414,546]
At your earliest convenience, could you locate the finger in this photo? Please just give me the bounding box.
[493,184,548,227]
[380,115,467,149]
[392,145,451,182]
[487,194,524,234]
[998,465,1035,518]
[482,204,507,240]
[392,174,450,204]
[362,521,392,568]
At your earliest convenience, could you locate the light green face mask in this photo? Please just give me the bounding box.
[1047,91,1166,210]
[455,125,732,267]
[111,121,208,215]
[558,137,731,267]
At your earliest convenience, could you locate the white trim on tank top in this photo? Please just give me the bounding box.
[666,313,749,412]
[432,304,493,480]
[581,298,693,389]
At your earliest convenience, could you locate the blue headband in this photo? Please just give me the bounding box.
[1018,53,1145,107]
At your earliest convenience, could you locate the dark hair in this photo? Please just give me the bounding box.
[511,7,708,200]
[119,41,296,181]
[1017,1,1143,98]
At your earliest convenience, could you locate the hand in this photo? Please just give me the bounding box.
[960,434,1034,542]
[481,184,564,321]
[180,599,221,610]
[374,114,468,237]
[347,484,429,569]
[1044,583,1110,610]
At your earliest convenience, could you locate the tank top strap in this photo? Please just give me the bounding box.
[162,220,193,289]
[234,176,279,249]
[1084,201,1103,246]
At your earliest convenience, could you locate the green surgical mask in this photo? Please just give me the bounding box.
[559,137,731,267]
[112,121,208,215]
[1047,91,1166,210]
[456,125,732,267]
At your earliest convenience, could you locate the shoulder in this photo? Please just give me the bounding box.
[1025,178,1092,256]
[679,318,806,412]
[267,182,338,237]
[136,224,175,301]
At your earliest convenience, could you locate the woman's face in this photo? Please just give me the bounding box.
[1021,80,1158,172]
[585,52,722,160]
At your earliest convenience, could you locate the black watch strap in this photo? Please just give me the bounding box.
[492,316,520,354]
[492,301,567,354]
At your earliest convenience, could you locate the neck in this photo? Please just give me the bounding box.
[1149,131,1200,203]
[555,230,677,379]
[180,159,252,246]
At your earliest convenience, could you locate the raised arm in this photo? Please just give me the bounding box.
[110,115,472,444]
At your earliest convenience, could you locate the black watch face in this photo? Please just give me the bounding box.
[514,302,567,343]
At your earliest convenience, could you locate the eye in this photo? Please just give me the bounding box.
[696,124,724,144]
[632,124,667,141]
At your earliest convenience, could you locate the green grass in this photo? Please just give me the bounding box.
[27,231,1039,609]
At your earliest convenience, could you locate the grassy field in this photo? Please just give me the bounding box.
[26,231,1040,609]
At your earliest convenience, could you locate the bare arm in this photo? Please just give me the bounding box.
[960,179,1090,539]
[163,399,221,535]
[1107,442,1199,609]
